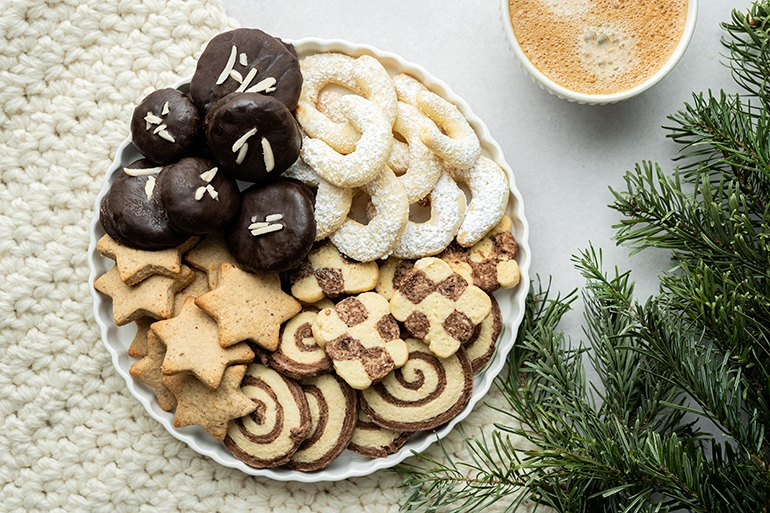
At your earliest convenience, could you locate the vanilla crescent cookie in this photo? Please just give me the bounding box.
[330,166,409,262]
[416,89,480,170]
[289,373,358,471]
[391,101,444,204]
[446,156,510,247]
[224,363,312,468]
[269,301,334,380]
[392,73,428,105]
[312,292,408,390]
[360,338,474,432]
[439,214,521,292]
[463,294,502,373]
[301,94,393,188]
[347,409,411,458]
[297,53,397,154]
[391,171,466,260]
[390,257,491,358]
[284,158,352,240]
[288,241,379,303]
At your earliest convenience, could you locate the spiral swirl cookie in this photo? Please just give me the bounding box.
[347,409,411,458]
[360,338,474,432]
[463,294,502,373]
[289,373,358,471]
[224,363,311,469]
[390,257,491,358]
[312,292,408,390]
[288,241,379,303]
[268,301,334,380]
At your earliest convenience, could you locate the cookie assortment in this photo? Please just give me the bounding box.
[93,28,523,473]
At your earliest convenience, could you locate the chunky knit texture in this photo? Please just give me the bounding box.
[0,1,534,511]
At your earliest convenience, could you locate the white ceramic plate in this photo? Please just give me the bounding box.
[87,37,531,482]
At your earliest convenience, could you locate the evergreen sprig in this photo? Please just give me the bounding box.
[397,2,770,512]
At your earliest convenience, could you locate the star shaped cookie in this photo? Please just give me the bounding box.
[162,364,256,441]
[96,234,199,286]
[94,265,195,326]
[128,330,177,411]
[195,262,301,350]
[183,232,238,289]
[152,296,255,390]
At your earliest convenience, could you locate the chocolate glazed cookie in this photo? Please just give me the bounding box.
[226,179,316,273]
[204,92,302,183]
[190,28,302,116]
[100,159,190,250]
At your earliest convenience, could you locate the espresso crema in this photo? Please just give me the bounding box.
[509,0,688,95]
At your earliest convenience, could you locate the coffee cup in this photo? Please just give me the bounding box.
[500,0,698,104]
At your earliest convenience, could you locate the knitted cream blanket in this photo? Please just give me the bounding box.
[0,1,533,511]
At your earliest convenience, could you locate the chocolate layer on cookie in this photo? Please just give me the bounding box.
[226,179,316,273]
[190,28,302,116]
[131,88,201,165]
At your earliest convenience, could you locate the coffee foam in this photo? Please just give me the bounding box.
[509,0,687,95]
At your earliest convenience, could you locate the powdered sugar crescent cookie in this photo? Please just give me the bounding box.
[439,214,521,292]
[446,156,510,247]
[347,409,411,458]
[297,53,397,154]
[224,363,311,468]
[392,101,444,204]
[284,158,352,240]
[330,166,409,262]
[416,90,480,170]
[360,338,474,432]
[288,241,379,303]
[391,171,466,259]
[289,373,358,471]
[312,292,408,390]
[390,257,491,358]
[463,294,502,373]
[392,73,428,105]
[301,94,393,188]
[268,301,334,380]
[375,257,415,300]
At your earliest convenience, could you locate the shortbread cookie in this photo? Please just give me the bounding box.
[224,363,312,468]
[163,364,257,441]
[128,330,177,411]
[183,231,237,289]
[130,88,201,165]
[289,373,358,471]
[389,257,491,358]
[312,292,408,390]
[127,316,154,358]
[94,265,195,326]
[190,28,302,116]
[463,294,502,373]
[360,338,474,432]
[375,257,414,300]
[96,234,199,286]
[391,171,466,259]
[329,166,409,262]
[288,241,379,303]
[438,215,520,293]
[225,179,316,273]
[445,156,509,247]
[152,297,255,390]
[347,409,411,458]
[195,263,301,350]
[172,269,210,316]
[268,301,334,380]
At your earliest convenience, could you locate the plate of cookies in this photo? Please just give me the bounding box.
[87,28,530,482]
